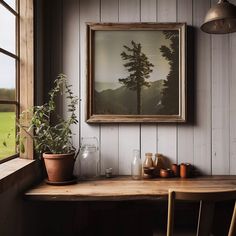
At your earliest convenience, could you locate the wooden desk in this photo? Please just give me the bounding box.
[25,176,236,201]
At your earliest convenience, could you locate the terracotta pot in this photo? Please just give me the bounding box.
[171,164,180,177]
[180,163,192,178]
[43,152,75,182]
[160,168,173,178]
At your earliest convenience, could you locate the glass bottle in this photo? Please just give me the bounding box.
[131,149,142,180]
[153,153,160,176]
[143,153,153,178]
[143,153,153,168]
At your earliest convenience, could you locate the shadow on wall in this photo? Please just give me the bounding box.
[187,26,195,126]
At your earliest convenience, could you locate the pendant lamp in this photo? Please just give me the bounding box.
[201,0,236,34]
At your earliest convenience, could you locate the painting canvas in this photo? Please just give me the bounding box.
[87,23,186,123]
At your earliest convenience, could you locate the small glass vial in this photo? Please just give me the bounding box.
[131,149,142,180]
[105,168,113,178]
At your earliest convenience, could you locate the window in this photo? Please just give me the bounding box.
[0,0,34,163]
[0,0,18,161]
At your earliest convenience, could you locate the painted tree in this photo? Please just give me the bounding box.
[159,31,179,115]
[119,40,154,114]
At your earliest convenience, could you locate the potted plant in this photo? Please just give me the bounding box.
[18,74,79,182]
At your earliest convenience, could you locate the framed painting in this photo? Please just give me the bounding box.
[86,23,186,123]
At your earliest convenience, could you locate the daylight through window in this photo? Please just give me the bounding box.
[0,0,18,161]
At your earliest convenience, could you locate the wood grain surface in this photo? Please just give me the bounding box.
[25,176,236,201]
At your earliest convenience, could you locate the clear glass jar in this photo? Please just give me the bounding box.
[131,149,142,180]
[79,137,99,179]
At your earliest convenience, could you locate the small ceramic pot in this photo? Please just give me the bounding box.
[171,164,180,177]
[160,168,173,178]
[180,163,191,178]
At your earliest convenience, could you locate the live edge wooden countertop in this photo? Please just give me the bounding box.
[24,176,236,201]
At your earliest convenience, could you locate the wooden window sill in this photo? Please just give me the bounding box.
[0,158,40,194]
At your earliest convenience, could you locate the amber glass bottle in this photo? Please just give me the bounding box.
[143,153,153,168]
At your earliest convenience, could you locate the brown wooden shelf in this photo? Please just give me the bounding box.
[24,176,236,202]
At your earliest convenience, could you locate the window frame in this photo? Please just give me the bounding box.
[0,0,34,163]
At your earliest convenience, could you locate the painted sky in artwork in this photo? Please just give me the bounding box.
[94,30,172,92]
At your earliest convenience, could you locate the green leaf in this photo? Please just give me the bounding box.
[20,142,25,153]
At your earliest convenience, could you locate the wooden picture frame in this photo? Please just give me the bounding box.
[87,23,186,123]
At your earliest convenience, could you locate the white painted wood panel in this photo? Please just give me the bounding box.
[141,125,157,163]
[119,125,140,175]
[212,32,230,174]
[118,0,140,174]
[78,0,100,175]
[157,0,177,166]
[177,0,194,165]
[141,0,156,22]
[157,0,176,22]
[62,0,80,149]
[119,0,140,22]
[177,0,193,24]
[100,0,119,175]
[101,0,118,22]
[193,0,212,174]
[62,0,80,176]
[79,0,100,138]
[100,125,119,175]
[229,0,236,175]
[140,0,158,163]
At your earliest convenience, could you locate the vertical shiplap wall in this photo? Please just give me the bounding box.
[177,0,194,167]
[118,0,141,175]
[211,0,230,174]
[230,0,236,175]
[157,0,178,168]
[100,0,120,175]
[140,0,158,165]
[50,0,236,175]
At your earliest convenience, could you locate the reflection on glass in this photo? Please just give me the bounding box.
[0,104,16,159]
[0,53,16,100]
[0,4,16,53]
[3,0,16,10]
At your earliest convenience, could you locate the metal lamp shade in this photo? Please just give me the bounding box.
[201,0,236,34]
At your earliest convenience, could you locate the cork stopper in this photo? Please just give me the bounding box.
[145,152,153,157]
